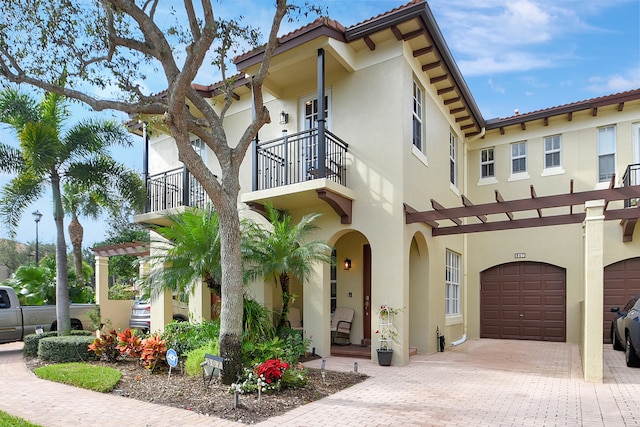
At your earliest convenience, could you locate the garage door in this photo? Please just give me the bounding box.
[481,262,566,342]
[603,258,640,343]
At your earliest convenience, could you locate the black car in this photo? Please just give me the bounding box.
[611,296,640,367]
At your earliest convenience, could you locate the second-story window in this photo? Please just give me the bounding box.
[412,81,423,151]
[598,125,616,182]
[544,135,561,169]
[511,141,527,174]
[481,147,495,178]
[449,132,457,185]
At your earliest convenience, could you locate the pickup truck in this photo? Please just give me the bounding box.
[0,285,95,344]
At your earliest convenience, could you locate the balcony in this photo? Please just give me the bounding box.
[254,128,348,190]
[244,127,354,224]
[622,163,640,208]
[146,166,209,211]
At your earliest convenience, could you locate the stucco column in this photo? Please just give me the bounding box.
[150,288,172,333]
[189,278,209,323]
[95,256,109,306]
[304,261,330,357]
[583,199,605,382]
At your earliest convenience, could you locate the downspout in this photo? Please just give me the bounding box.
[251,76,259,191]
[452,126,485,347]
[142,121,149,213]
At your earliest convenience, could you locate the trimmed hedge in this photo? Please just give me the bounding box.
[23,330,94,357]
[36,335,98,363]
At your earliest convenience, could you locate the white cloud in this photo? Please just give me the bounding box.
[429,0,600,76]
[586,70,640,93]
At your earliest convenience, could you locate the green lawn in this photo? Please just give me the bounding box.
[0,410,41,427]
[34,362,122,393]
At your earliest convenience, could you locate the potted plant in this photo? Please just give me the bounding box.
[376,303,402,366]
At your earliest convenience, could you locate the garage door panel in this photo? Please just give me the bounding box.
[481,261,566,342]
[603,258,640,343]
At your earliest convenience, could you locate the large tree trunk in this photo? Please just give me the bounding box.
[68,215,84,284]
[51,172,70,336]
[217,194,244,385]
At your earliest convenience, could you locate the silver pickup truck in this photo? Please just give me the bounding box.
[0,285,95,343]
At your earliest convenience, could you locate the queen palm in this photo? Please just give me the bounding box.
[244,204,332,331]
[0,87,141,335]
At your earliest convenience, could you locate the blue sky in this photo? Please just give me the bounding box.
[1,0,639,248]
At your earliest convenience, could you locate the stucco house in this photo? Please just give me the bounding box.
[110,0,640,382]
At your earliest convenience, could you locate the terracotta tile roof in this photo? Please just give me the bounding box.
[486,88,640,128]
[347,0,423,29]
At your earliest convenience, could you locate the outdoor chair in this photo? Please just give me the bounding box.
[286,306,303,331]
[330,307,354,345]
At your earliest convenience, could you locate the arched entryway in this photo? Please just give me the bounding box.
[480,262,566,342]
[408,233,429,353]
[603,257,640,343]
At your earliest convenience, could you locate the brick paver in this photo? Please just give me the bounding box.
[1,339,638,426]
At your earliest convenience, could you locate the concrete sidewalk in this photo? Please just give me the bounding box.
[1,339,639,426]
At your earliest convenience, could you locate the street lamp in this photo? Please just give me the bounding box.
[32,210,42,266]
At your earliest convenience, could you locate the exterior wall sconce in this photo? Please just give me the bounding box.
[344,258,352,270]
[279,111,289,125]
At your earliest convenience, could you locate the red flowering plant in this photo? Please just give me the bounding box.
[255,359,290,390]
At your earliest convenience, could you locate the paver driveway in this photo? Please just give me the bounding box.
[1,339,639,426]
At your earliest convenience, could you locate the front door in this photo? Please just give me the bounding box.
[299,92,330,180]
[362,244,372,346]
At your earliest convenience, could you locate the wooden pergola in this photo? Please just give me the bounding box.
[405,178,640,241]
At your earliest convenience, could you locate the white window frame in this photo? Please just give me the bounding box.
[445,250,461,317]
[449,132,457,186]
[412,80,423,152]
[480,147,495,178]
[511,141,527,174]
[544,135,562,169]
[598,125,616,182]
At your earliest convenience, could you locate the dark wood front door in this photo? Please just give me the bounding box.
[481,262,566,342]
[362,244,371,346]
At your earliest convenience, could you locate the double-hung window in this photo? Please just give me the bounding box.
[598,125,616,182]
[480,148,495,178]
[544,135,561,169]
[412,81,423,151]
[449,132,457,185]
[445,250,461,316]
[511,141,527,174]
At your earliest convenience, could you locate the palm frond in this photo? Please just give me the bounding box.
[0,142,25,174]
[0,88,39,130]
[64,119,132,159]
[0,173,45,235]
[19,121,61,174]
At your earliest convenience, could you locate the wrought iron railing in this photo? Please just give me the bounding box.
[622,163,640,208]
[146,166,209,212]
[254,128,348,191]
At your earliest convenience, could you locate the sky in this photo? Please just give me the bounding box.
[1,0,639,249]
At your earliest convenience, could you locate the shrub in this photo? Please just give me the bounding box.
[140,333,167,372]
[242,336,285,367]
[88,329,121,362]
[116,328,143,359]
[184,340,220,378]
[256,358,289,384]
[162,320,220,356]
[279,328,311,366]
[243,297,274,341]
[23,331,57,357]
[37,336,98,363]
[281,365,308,389]
[24,330,93,358]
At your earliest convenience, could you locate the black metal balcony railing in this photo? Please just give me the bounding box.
[146,166,209,212]
[622,163,640,208]
[254,128,348,191]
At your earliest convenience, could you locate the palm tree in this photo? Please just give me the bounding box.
[0,86,141,335]
[244,204,332,331]
[144,207,224,300]
[62,179,144,284]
